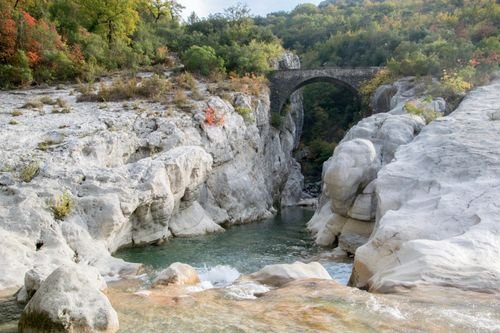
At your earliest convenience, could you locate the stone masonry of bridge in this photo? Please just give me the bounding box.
[268,67,381,114]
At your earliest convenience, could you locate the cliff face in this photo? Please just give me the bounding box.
[0,55,304,290]
[352,78,500,293]
[309,77,500,293]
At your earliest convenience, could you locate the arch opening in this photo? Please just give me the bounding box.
[278,76,361,116]
[281,79,363,197]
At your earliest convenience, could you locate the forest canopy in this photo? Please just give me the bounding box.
[0,0,497,88]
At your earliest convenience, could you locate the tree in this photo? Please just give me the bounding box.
[0,3,16,62]
[140,0,183,23]
[224,2,251,21]
[79,0,139,46]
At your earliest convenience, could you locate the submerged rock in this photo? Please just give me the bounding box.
[352,79,500,293]
[18,263,118,333]
[249,261,332,287]
[153,262,200,287]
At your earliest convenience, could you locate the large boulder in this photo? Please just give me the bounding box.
[307,78,429,251]
[351,79,500,293]
[152,262,200,287]
[249,262,332,287]
[18,264,118,333]
[323,139,377,216]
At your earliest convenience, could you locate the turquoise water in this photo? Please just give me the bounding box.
[115,207,353,284]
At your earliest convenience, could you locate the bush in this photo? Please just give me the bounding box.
[203,105,224,126]
[33,50,77,83]
[0,51,33,88]
[49,191,74,220]
[174,72,197,90]
[441,69,472,94]
[228,74,267,96]
[183,45,225,76]
[77,75,171,102]
[21,100,44,109]
[359,68,394,107]
[270,112,282,128]
[405,101,440,124]
[137,75,172,99]
[173,89,190,109]
[235,106,254,123]
[19,161,40,182]
[52,107,71,113]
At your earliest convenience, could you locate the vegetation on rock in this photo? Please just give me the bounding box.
[49,191,75,220]
[19,161,40,182]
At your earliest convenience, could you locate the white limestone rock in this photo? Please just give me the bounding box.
[307,78,426,249]
[338,219,375,255]
[307,202,348,247]
[348,180,376,221]
[18,263,118,333]
[0,62,303,291]
[153,262,200,286]
[169,202,224,237]
[324,139,378,216]
[280,160,305,207]
[250,261,332,287]
[352,79,500,293]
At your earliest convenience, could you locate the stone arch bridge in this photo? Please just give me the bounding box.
[268,67,381,114]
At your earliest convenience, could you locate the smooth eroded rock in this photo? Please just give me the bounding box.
[249,262,332,287]
[352,79,500,293]
[18,263,118,333]
[152,262,200,287]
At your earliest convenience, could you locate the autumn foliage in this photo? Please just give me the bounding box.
[203,105,224,126]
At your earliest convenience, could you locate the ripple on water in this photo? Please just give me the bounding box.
[115,207,354,285]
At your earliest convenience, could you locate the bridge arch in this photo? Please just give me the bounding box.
[268,67,380,115]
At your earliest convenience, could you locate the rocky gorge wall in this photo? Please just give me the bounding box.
[309,77,500,293]
[0,55,305,291]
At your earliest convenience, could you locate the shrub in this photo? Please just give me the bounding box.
[405,101,440,124]
[174,90,190,109]
[235,106,254,123]
[203,105,224,126]
[37,139,59,151]
[136,75,172,99]
[56,98,68,108]
[11,110,23,116]
[49,191,74,220]
[359,68,394,108]
[174,72,197,90]
[19,161,40,182]
[21,100,44,109]
[77,75,171,102]
[9,119,18,125]
[52,107,71,113]
[33,50,77,83]
[39,96,56,105]
[441,69,472,94]
[270,112,282,128]
[0,51,33,88]
[228,74,267,96]
[183,45,225,76]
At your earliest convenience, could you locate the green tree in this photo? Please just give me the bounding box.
[79,0,139,46]
[182,45,225,76]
